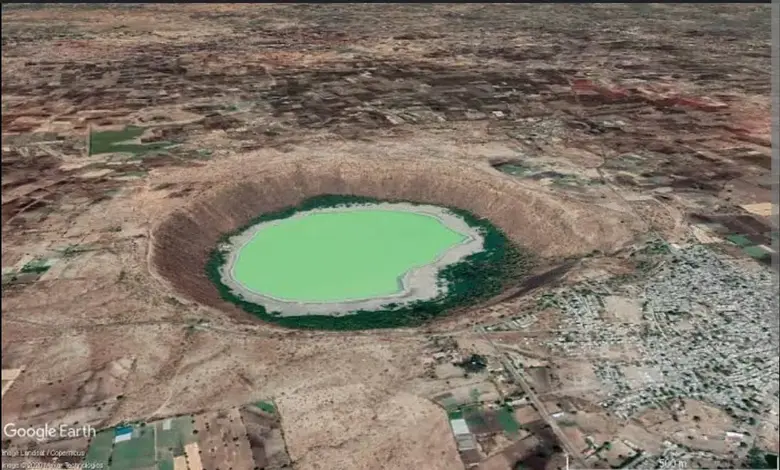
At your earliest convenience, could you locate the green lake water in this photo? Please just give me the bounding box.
[230,209,468,303]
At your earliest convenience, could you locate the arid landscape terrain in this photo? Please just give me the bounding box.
[2,4,777,470]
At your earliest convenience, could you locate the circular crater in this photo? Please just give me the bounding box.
[150,157,638,330]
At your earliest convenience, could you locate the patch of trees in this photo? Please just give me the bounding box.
[455,354,488,373]
[746,447,778,469]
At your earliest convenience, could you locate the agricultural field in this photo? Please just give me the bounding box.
[1,401,291,470]
[2,4,776,470]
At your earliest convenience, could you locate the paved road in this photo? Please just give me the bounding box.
[478,328,588,468]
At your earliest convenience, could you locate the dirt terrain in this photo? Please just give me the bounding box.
[1,4,775,470]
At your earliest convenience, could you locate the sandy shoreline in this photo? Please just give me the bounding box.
[218,203,485,316]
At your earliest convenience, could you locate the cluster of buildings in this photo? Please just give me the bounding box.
[456,242,775,468]
[544,244,778,423]
[480,311,540,332]
[632,441,738,469]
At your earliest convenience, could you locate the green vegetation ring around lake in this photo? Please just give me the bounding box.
[207,195,532,330]
[221,202,483,314]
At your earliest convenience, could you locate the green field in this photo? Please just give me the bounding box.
[496,163,534,177]
[496,408,521,436]
[89,125,171,157]
[111,426,156,470]
[231,209,466,302]
[255,400,277,414]
[743,245,771,260]
[726,234,753,247]
[83,417,196,470]
[83,430,113,469]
